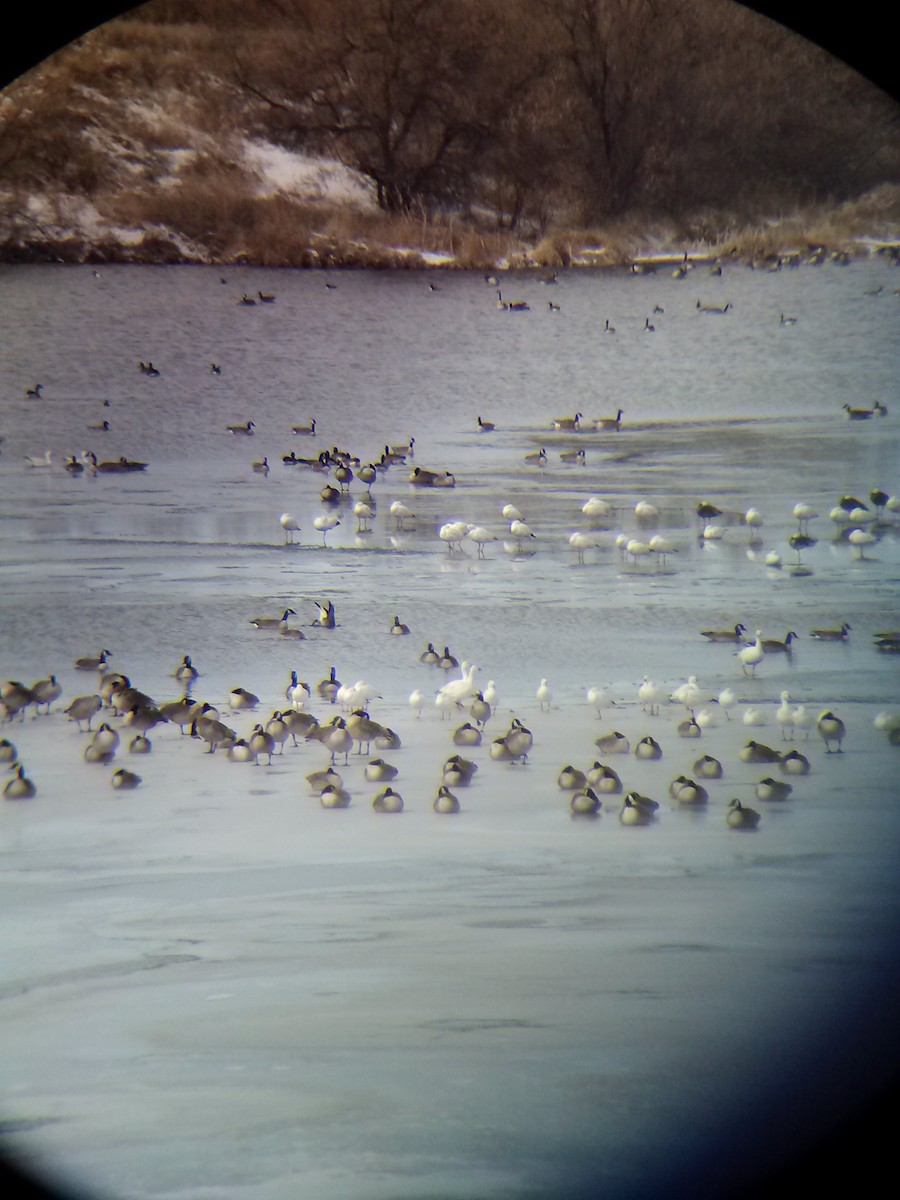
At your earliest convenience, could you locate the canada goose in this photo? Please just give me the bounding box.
[87,419,110,432]
[365,759,398,784]
[314,600,337,629]
[547,300,561,312]
[373,787,404,813]
[619,793,657,826]
[842,404,877,420]
[677,716,702,739]
[701,622,747,643]
[788,532,817,567]
[210,362,222,374]
[503,718,533,763]
[634,735,663,760]
[263,712,291,754]
[761,631,798,654]
[603,320,616,334]
[306,767,343,795]
[74,649,111,672]
[779,313,798,325]
[557,765,588,791]
[570,788,602,816]
[739,740,782,764]
[810,622,852,641]
[438,647,459,671]
[594,409,624,431]
[452,722,482,747]
[726,799,760,830]
[227,420,255,435]
[346,710,388,756]
[695,300,732,313]
[258,290,275,303]
[476,416,495,432]
[817,710,846,753]
[433,785,461,813]
[129,734,152,755]
[779,749,811,776]
[0,740,17,763]
[30,675,61,715]
[229,687,259,710]
[0,684,30,722]
[693,754,723,779]
[644,317,655,331]
[252,457,270,475]
[175,655,199,686]
[524,448,548,465]
[496,291,529,312]
[249,608,296,630]
[595,730,629,754]
[25,383,43,399]
[671,777,708,805]
[551,412,582,431]
[586,763,622,793]
[111,768,141,790]
[247,724,275,765]
[4,765,36,800]
[320,783,352,808]
[389,615,410,636]
[560,448,586,465]
[84,742,115,765]
[755,777,793,803]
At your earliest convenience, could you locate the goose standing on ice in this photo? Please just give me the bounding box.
[817,710,846,753]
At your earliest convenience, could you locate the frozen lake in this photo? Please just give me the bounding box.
[1,258,899,1199]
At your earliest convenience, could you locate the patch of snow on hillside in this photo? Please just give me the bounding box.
[243,141,375,208]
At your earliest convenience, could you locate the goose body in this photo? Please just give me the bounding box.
[227,420,255,435]
[817,710,846,753]
[701,623,746,643]
[111,768,141,790]
[5,765,36,799]
[755,777,793,803]
[433,785,461,813]
[586,763,622,793]
[595,409,623,431]
[249,608,296,630]
[372,787,404,813]
[726,799,760,830]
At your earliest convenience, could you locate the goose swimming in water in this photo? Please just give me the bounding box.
[551,413,582,432]
[701,623,746,643]
[252,456,270,475]
[476,416,495,432]
[594,409,623,432]
[25,384,43,399]
[809,622,851,641]
[227,420,255,435]
[249,608,296,630]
